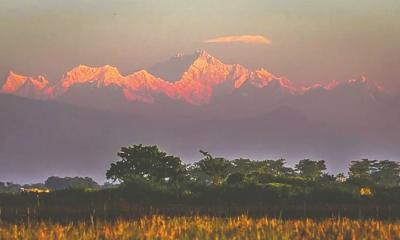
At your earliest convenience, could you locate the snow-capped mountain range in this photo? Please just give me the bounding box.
[1,50,383,107]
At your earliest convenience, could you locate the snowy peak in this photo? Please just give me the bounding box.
[1,71,53,99]
[125,70,173,93]
[179,52,231,84]
[124,70,176,103]
[172,51,236,104]
[249,68,280,88]
[191,50,224,68]
[126,69,157,81]
[60,65,124,90]
[146,50,222,83]
[2,71,29,93]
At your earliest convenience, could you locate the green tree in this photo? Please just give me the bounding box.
[195,150,232,185]
[231,158,256,174]
[262,159,294,177]
[348,159,377,186]
[295,159,326,181]
[106,144,186,184]
[231,159,293,176]
[187,164,212,185]
[45,176,99,190]
[372,160,400,188]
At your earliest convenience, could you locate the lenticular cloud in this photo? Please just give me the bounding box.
[204,35,271,44]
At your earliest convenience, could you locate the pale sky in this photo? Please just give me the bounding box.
[1,0,399,91]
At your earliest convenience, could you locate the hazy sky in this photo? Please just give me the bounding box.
[1,0,399,91]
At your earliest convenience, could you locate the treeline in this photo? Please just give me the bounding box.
[107,145,400,187]
[101,145,400,204]
[0,177,114,193]
[3,144,399,197]
[1,144,400,219]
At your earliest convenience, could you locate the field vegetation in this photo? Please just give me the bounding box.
[1,216,400,240]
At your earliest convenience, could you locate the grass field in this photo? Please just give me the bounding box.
[1,216,399,239]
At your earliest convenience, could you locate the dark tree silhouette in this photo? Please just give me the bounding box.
[45,176,99,190]
[295,159,326,181]
[195,150,232,185]
[348,159,377,186]
[372,160,400,188]
[106,144,186,184]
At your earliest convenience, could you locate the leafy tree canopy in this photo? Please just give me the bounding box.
[295,159,326,181]
[106,144,186,184]
[45,176,99,190]
[194,150,232,185]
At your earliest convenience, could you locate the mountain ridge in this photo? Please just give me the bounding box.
[2,51,382,107]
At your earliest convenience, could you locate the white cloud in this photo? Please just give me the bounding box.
[204,35,271,44]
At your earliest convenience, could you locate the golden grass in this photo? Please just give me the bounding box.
[1,215,399,239]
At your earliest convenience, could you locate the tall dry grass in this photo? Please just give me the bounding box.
[1,215,399,239]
